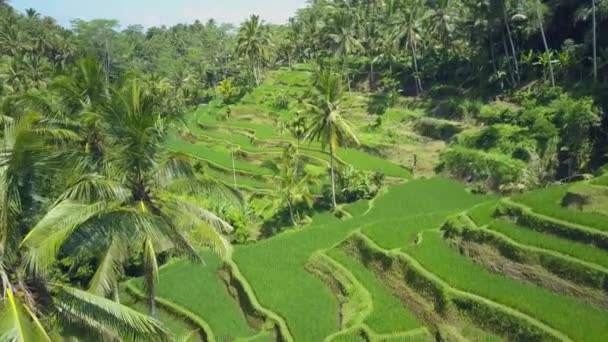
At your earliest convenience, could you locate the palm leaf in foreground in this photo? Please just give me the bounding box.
[0,287,51,342]
[52,283,170,342]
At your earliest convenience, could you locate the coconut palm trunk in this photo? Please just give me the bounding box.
[411,42,423,95]
[592,0,597,82]
[502,2,520,84]
[329,143,338,209]
[535,0,555,87]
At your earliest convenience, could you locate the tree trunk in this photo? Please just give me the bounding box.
[329,143,337,209]
[411,42,423,95]
[287,197,297,226]
[231,136,237,188]
[502,32,516,86]
[369,59,375,91]
[536,0,555,87]
[592,0,597,82]
[502,2,520,84]
[343,57,352,93]
[489,33,498,75]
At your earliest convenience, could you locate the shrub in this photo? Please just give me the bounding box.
[329,166,385,203]
[454,124,536,160]
[216,78,241,104]
[414,117,463,141]
[476,101,520,125]
[549,94,601,171]
[437,147,526,189]
[271,92,291,110]
[427,85,463,98]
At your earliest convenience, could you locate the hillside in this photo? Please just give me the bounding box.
[122,67,608,341]
[2,0,608,340]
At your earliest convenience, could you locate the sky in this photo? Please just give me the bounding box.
[9,0,308,29]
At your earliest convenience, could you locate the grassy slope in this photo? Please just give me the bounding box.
[404,231,608,341]
[234,179,487,341]
[513,184,608,232]
[468,202,608,269]
[153,65,608,341]
[327,248,424,334]
[133,252,263,341]
[362,178,492,249]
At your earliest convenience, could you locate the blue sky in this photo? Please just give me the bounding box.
[10,0,307,28]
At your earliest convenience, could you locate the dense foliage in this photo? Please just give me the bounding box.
[0,0,607,339]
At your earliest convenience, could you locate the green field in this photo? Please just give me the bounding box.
[404,231,608,342]
[513,185,608,232]
[123,68,608,342]
[327,249,424,334]
[132,253,266,341]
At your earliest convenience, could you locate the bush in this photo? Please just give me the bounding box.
[476,101,520,125]
[216,78,241,105]
[270,92,290,110]
[329,166,385,203]
[454,124,536,161]
[414,117,463,141]
[550,94,601,171]
[431,97,483,121]
[437,147,526,189]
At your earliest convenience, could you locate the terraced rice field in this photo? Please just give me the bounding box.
[123,67,608,341]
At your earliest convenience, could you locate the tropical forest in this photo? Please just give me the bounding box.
[1,0,608,340]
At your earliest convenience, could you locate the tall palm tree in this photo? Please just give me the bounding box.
[262,145,317,226]
[236,15,273,85]
[22,80,235,318]
[533,0,555,87]
[304,69,359,209]
[393,1,425,95]
[0,109,168,340]
[592,0,597,82]
[326,9,363,90]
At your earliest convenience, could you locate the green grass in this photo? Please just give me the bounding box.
[233,180,487,341]
[233,214,354,341]
[204,168,272,191]
[362,178,492,249]
[468,202,608,269]
[327,249,423,334]
[403,231,608,342]
[337,148,412,178]
[134,252,262,341]
[513,184,608,232]
[165,133,273,176]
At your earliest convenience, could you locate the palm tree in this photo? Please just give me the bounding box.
[262,145,317,226]
[0,109,168,340]
[236,15,273,85]
[326,9,363,90]
[498,0,521,84]
[22,80,235,318]
[393,1,425,95]
[304,68,359,209]
[592,0,597,82]
[533,0,556,86]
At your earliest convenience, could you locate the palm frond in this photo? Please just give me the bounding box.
[88,238,127,297]
[0,287,51,342]
[142,237,159,315]
[54,174,129,205]
[161,196,232,258]
[21,200,119,275]
[51,283,170,342]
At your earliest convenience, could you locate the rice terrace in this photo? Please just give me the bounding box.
[1,0,608,341]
